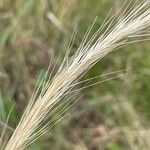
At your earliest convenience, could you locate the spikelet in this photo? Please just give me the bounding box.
[4,1,150,149]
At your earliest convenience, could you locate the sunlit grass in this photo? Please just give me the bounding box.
[0,0,150,149]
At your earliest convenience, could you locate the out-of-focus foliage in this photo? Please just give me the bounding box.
[0,0,149,149]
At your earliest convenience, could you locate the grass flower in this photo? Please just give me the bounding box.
[3,1,150,149]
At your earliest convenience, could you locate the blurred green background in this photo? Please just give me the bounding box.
[0,0,150,149]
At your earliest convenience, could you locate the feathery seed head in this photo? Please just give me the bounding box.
[4,1,150,149]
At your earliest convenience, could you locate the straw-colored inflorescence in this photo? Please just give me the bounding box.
[4,1,150,149]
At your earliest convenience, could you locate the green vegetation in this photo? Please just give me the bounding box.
[0,0,149,149]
